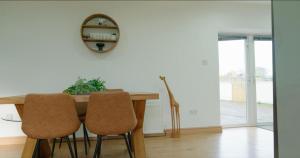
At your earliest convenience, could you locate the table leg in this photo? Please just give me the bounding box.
[132,100,146,158]
[15,104,51,158]
[21,138,37,157]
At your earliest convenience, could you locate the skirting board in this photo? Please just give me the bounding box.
[164,126,222,136]
[0,133,165,145]
[0,126,222,145]
[0,136,27,145]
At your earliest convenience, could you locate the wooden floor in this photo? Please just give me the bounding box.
[0,127,273,158]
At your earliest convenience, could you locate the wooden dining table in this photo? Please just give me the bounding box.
[0,92,159,158]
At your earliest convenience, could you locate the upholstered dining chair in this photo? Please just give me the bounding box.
[55,89,125,156]
[22,93,80,158]
[85,91,137,158]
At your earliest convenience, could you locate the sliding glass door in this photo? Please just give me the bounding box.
[219,35,273,128]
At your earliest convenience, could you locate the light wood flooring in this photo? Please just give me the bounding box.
[0,127,274,158]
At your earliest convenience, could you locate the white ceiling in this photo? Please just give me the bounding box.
[0,0,271,1]
[0,0,271,7]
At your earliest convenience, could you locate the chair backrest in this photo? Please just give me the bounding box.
[85,91,137,135]
[76,89,124,116]
[22,93,80,139]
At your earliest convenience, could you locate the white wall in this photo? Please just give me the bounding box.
[0,1,271,137]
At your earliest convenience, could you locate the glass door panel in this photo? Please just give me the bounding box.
[219,39,247,125]
[254,40,273,125]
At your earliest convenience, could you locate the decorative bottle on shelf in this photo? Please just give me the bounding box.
[96,43,105,51]
[98,18,106,25]
[111,33,117,41]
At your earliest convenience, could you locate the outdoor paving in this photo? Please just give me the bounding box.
[221,100,273,125]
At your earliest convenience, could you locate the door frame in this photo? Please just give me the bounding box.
[219,33,273,127]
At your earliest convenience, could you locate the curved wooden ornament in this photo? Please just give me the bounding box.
[160,75,181,138]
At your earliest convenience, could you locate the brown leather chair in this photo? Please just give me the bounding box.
[69,89,125,156]
[85,91,137,158]
[22,93,80,158]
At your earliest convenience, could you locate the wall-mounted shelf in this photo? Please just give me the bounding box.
[81,14,120,53]
[82,25,118,29]
[82,38,117,43]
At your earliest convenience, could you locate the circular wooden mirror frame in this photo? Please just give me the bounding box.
[81,14,120,53]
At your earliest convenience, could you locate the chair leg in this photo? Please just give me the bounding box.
[93,135,99,158]
[128,132,133,152]
[123,133,133,158]
[97,135,102,158]
[51,138,56,158]
[37,139,41,158]
[86,132,91,146]
[93,135,102,158]
[65,136,75,158]
[32,139,40,158]
[83,123,91,146]
[59,137,63,149]
[72,133,78,158]
[83,126,88,155]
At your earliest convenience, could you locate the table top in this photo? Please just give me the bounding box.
[0,92,159,105]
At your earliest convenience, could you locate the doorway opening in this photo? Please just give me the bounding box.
[218,35,273,129]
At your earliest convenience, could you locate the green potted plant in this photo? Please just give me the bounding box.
[63,77,106,95]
